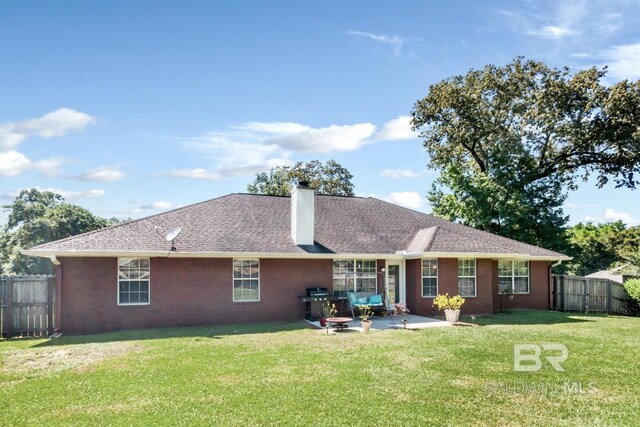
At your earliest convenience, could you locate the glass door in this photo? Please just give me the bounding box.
[386,264,400,308]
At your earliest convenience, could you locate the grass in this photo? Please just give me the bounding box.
[1,311,639,426]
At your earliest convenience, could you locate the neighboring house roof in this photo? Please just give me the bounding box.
[585,269,625,284]
[24,193,570,260]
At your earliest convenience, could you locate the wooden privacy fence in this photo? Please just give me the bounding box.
[552,275,639,316]
[0,275,55,338]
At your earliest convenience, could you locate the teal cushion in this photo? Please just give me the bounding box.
[368,294,383,305]
[348,292,358,304]
[357,297,368,304]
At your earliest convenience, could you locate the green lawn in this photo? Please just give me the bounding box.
[1,311,639,426]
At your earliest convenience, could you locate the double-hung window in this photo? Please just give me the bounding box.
[457,259,476,297]
[332,259,377,296]
[233,259,260,302]
[422,259,438,297]
[118,258,150,305]
[498,260,529,294]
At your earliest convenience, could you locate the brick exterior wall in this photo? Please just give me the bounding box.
[58,256,332,335]
[57,256,552,334]
[406,258,552,316]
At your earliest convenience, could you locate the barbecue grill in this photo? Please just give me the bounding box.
[300,287,343,320]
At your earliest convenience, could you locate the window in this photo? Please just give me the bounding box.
[422,259,438,297]
[118,258,150,305]
[457,259,476,297]
[498,260,530,294]
[332,259,377,296]
[233,259,260,302]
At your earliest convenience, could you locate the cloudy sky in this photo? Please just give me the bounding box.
[1,0,639,226]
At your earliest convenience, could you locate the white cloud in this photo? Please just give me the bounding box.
[13,108,95,139]
[373,116,416,141]
[602,43,640,80]
[34,157,66,177]
[380,169,421,179]
[44,188,105,200]
[0,150,32,177]
[163,116,405,181]
[138,201,173,210]
[603,208,639,226]
[271,123,376,153]
[384,191,424,210]
[527,25,578,39]
[583,208,639,226]
[75,166,126,182]
[161,168,222,181]
[347,30,416,54]
[4,187,105,201]
[0,108,94,178]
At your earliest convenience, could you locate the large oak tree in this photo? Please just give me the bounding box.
[247,160,355,196]
[0,189,121,275]
[411,57,640,251]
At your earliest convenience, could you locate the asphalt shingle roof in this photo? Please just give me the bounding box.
[27,193,567,258]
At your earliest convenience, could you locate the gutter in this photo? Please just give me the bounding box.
[23,249,572,262]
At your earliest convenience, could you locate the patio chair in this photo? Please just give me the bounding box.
[347,291,385,318]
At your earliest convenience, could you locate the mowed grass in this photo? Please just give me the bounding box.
[1,311,639,426]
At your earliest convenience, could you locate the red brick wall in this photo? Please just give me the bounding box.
[405,258,552,316]
[58,257,332,335]
[498,261,551,312]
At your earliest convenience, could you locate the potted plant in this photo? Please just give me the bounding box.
[358,305,374,332]
[433,293,465,323]
[320,301,337,327]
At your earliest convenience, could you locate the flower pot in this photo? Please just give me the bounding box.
[319,318,327,327]
[444,309,460,323]
[361,319,372,332]
[507,295,514,301]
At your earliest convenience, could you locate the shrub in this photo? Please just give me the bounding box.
[433,293,465,311]
[624,279,640,302]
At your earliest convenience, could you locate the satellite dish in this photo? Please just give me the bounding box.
[166,227,182,242]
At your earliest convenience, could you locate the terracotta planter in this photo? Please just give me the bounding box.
[319,318,327,327]
[361,319,372,332]
[444,309,460,323]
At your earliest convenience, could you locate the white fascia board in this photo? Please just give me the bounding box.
[21,249,405,260]
[22,249,572,261]
[402,251,573,261]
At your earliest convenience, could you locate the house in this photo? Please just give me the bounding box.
[24,184,570,334]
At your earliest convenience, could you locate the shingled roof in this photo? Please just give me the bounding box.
[24,193,569,260]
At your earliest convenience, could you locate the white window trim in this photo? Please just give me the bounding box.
[233,258,261,302]
[498,260,531,295]
[332,259,378,295]
[117,257,151,306]
[421,258,438,298]
[457,258,477,298]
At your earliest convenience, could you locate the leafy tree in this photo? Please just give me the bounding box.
[623,278,640,303]
[0,189,120,275]
[247,160,355,196]
[565,221,640,275]
[411,57,640,251]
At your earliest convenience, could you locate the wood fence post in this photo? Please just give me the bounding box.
[560,275,564,311]
[47,276,55,336]
[607,280,612,315]
[6,276,13,339]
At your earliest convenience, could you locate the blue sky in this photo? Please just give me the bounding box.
[1,0,639,226]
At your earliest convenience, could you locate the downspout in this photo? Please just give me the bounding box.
[50,256,63,333]
[549,260,563,311]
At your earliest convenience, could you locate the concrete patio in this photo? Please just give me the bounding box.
[306,314,452,333]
